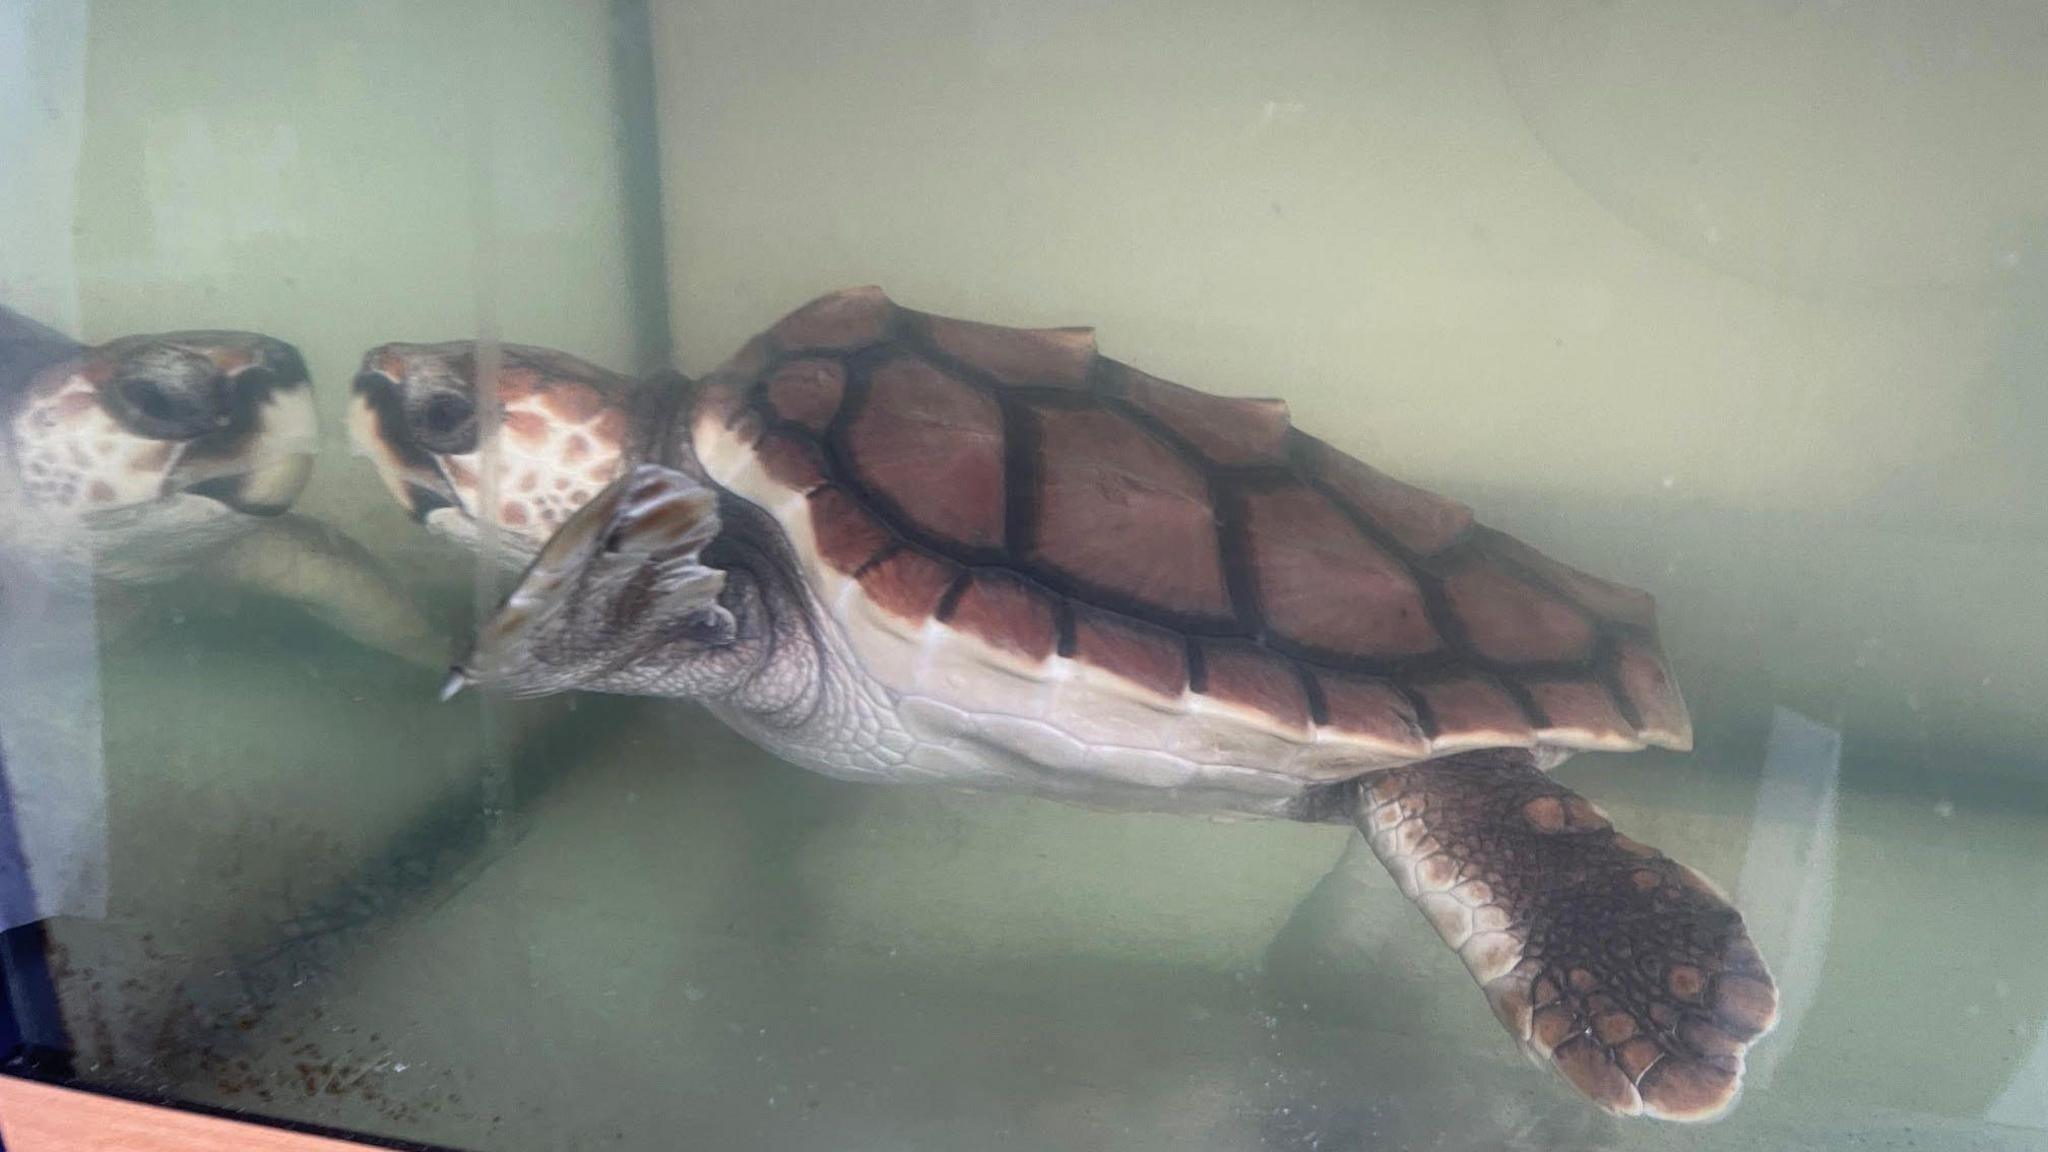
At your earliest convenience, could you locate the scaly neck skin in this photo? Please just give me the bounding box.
[579,392,840,734]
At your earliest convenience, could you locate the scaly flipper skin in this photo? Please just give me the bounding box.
[1355,749,1778,1121]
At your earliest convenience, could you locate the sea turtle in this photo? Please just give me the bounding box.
[0,303,442,666]
[351,287,1778,1121]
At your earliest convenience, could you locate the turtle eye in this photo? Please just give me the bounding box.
[114,374,220,438]
[413,391,477,453]
[424,393,472,435]
[120,377,180,426]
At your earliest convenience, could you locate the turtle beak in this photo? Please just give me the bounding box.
[184,452,316,516]
[130,333,318,514]
[348,365,460,521]
[439,665,470,702]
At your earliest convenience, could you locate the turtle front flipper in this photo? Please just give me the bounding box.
[199,512,451,671]
[1353,749,1778,1122]
[452,465,738,699]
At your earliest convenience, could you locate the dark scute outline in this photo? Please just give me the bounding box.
[734,305,1662,743]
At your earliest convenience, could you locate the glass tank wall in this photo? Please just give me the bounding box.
[2,1,2045,1149]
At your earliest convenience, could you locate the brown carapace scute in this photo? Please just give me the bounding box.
[693,286,1690,761]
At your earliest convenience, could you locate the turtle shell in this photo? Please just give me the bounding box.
[689,287,1689,777]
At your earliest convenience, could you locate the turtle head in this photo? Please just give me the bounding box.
[445,464,737,699]
[348,341,647,560]
[3,328,316,536]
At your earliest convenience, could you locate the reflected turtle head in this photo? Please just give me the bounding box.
[1,320,318,565]
[348,341,654,558]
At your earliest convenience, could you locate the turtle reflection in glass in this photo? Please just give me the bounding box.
[350,288,1777,1121]
[0,304,441,665]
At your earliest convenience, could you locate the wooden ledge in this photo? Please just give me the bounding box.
[0,1075,423,1151]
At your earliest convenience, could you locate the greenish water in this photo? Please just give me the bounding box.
[10,0,2048,1149]
[38,510,2048,1149]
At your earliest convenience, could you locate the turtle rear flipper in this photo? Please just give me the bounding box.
[1354,750,1778,1121]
